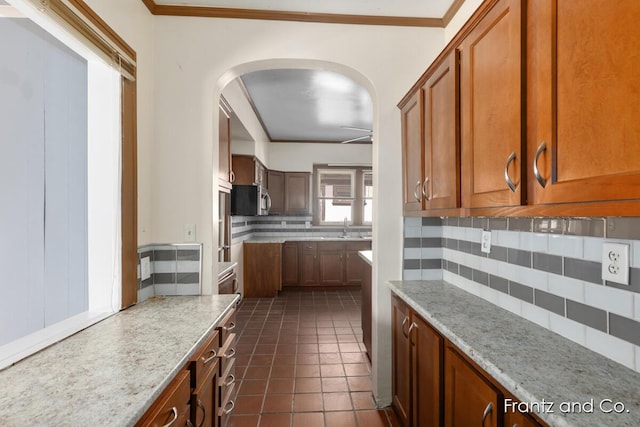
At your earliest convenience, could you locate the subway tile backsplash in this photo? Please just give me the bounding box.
[136,243,202,302]
[403,216,640,373]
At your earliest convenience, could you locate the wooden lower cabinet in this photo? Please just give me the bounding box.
[136,370,191,427]
[361,257,372,359]
[217,307,237,427]
[243,242,281,297]
[444,345,500,427]
[392,295,546,427]
[285,240,372,287]
[218,271,237,295]
[392,295,443,427]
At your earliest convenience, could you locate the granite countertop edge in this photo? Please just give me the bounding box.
[0,294,240,426]
[388,280,640,427]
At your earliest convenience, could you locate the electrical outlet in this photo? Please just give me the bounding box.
[481,230,492,254]
[602,243,630,285]
[141,257,151,281]
[184,224,196,242]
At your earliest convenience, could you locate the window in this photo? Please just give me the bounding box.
[314,166,372,225]
[0,0,128,369]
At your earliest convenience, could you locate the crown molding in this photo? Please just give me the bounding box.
[141,0,467,27]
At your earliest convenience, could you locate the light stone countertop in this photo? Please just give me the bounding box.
[358,250,372,266]
[389,280,640,427]
[0,294,240,427]
[244,236,372,243]
[218,261,237,279]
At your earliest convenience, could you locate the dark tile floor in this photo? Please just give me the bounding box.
[228,289,399,427]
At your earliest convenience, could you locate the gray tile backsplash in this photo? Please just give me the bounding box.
[136,243,202,302]
[403,216,640,372]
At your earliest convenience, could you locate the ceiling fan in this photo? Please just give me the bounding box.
[340,126,373,144]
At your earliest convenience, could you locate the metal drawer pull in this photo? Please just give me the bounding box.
[202,349,217,365]
[482,402,493,425]
[504,152,517,192]
[422,177,430,201]
[223,322,236,332]
[223,400,235,415]
[401,316,409,338]
[230,171,235,183]
[413,180,422,202]
[161,407,178,427]
[533,141,547,188]
[196,400,206,427]
[186,420,194,427]
[223,348,236,359]
[224,374,236,386]
[408,322,417,344]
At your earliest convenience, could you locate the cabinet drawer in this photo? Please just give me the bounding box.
[136,370,191,427]
[218,307,237,345]
[219,381,236,427]
[191,329,220,388]
[219,332,237,376]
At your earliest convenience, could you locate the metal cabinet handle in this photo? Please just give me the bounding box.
[229,171,235,183]
[186,420,194,427]
[196,400,206,427]
[482,402,494,426]
[223,322,236,332]
[408,322,417,345]
[224,374,236,387]
[161,407,178,427]
[265,193,272,210]
[222,400,235,415]
[422,177,430,201]
[201,349,217,365]
[413,180,422,202]
[504,152,517,192]
[401,316,409,338]
[533,141,547,188]
[223,348,236,359]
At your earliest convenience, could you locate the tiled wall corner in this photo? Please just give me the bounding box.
[404,216,640,373]
[136,243,202,302]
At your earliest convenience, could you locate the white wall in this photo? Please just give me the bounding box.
[150,16,443,404]
[83,0,155,246]
[445,0,484,43]
[268,142,372,172]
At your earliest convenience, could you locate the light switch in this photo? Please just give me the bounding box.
[184,224,196,242]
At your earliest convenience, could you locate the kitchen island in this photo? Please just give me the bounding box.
[390,280,640,427]
[0,294,239,426]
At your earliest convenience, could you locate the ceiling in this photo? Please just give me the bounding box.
[238,69,373,144]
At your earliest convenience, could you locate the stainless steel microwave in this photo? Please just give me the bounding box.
[230,185,271,216]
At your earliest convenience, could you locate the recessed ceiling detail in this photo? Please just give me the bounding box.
[240,69,372,143]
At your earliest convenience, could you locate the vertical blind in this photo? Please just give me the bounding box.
[0,17,88,346]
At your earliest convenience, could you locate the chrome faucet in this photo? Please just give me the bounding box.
[342,217,349,237]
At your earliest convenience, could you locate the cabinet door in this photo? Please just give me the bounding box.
[345,242,371,286]
[299,242,318,286]
[284,172,311,215]
[318,243,344,286]
[361,260,372,360]
[504,408,543,427]
[391,296,411,427]
[231,155,256,185]
[267,170,285,215]
[191,364,218,427]
[243,242,281,297]
[444,345,500,427]
[282,242,299,286]
[460,0,524,208]
[401,90,425,213]
[423,51,460,210]
[218,104,232,189]
[527,0,640,206]
[411,314,443,427]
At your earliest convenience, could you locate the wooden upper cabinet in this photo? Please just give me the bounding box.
[218,103,232,189]
[460,0,524,208]
[527,0,640,207]
[267,170,285,215]
[400,90,424,214]
[422,51,460,210]
[284,172,311,215]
